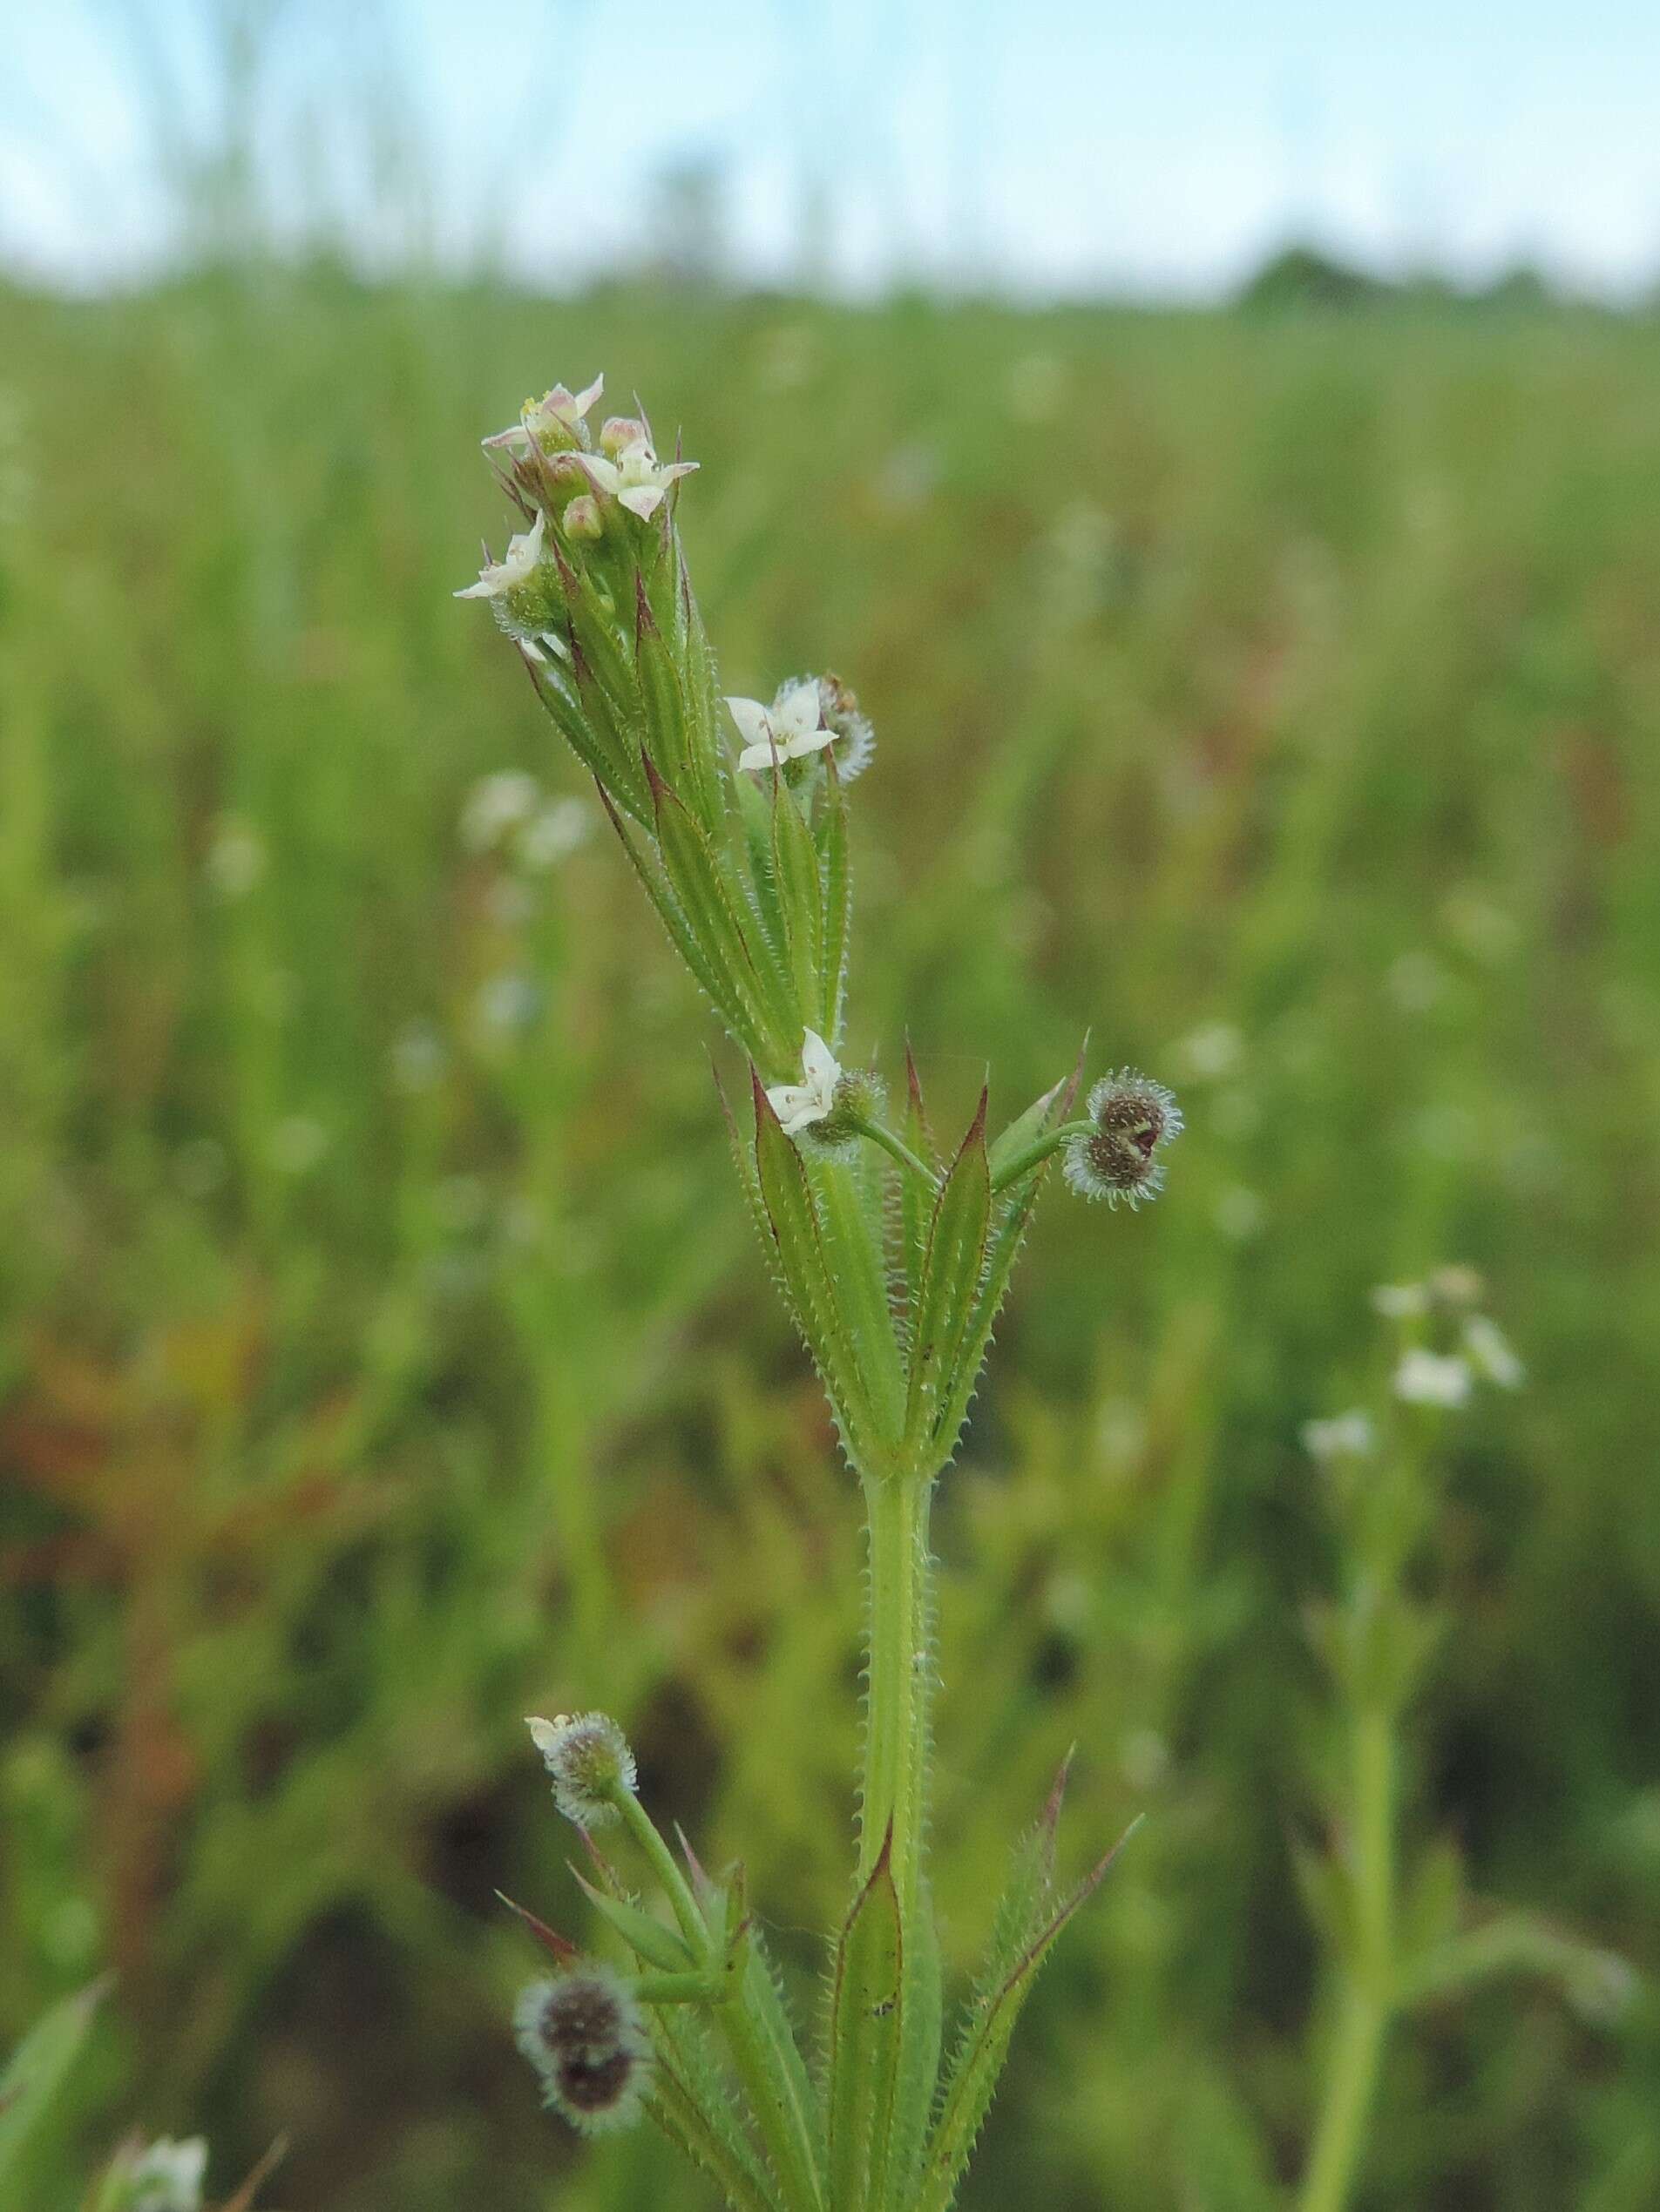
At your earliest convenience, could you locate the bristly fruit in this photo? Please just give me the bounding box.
[1063,1070,1182,1207]
[514,1966,652,2134]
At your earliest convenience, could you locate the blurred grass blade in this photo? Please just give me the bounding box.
[0,1979,108,2188]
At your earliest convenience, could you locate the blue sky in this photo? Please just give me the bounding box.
[4,0,1658,295]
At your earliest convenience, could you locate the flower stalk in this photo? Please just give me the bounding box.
[458,373,1183,2210]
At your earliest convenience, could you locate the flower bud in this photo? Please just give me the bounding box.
[562,492,602,541]
[527,1711,637,1827]
[515,1965,652,2134]
[600,414,648,458]
[1064,1070,1182,1207]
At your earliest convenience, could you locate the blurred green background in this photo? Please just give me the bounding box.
[4,6,1660,2209]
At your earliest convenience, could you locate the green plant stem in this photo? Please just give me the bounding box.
[989,1118,1094,1194]
[859,1469,934,1925]
[1300,1704,1397,2212]
[849,1113,938,1189]
[617,1789,708,1953]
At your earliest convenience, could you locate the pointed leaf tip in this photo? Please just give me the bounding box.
[494,1889,579,1965]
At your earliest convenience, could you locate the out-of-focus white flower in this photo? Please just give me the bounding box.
[129,2137,208,2212]
[581,419,697,520]
[766,1029,842,1136]
[391,1023,446,1092]
[519,798,592,871]
[1372,1282,1428,1320]
[204,816,267,900]
[462,770,542,852]
[1386,949,1451,1013]
[1301,1410,1377,1461]
[1214,1186,1264,1241]
[1393,1349,1473,1409]
[1430,1264,1485,1307]
[1176,1020,1243,1082]
[455,508,547,599]
[730,680,832,775]
[481,375,605,454]
[477,973,540,1032]
[1464,1314,1525,1390]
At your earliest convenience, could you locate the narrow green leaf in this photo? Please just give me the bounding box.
[572,1870,701,1974]
[652,766,793,1064]
[986,1073,1069,1185]
[771,773,825,1034]
[896,1045,938,1324]
[888,1884,943,2208]
[828,1827,905,2212]
[816,756,852,1042]
[752,1073,874,1460]
[918,1823,1139,2212]
[647,2013,780,2212]
[905,1092,992,1455]
[0,1979,107,2188]
[931,1045,1086,1462]
[597,781,767,1060]
[521,643,652,827]
[810,1151,909,1449]
[716,1867,827,2212]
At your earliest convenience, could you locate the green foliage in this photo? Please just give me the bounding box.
[2,269,1657,2212]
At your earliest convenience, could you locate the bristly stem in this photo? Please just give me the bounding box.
[1299,1704,1397,2212]
[859,1469,935,1925]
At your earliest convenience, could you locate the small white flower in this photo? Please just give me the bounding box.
[1393,1349,1473,1409]
[1372,1282,1428,1320]
[129,2137,208,2212]
[730,680,833,775]
[1301,1410,1377,1461]
[581,432,697,521]
[454,507,547,599]
[481,375,605,454]
[766,1028,843,1136]
[1463,1315,1525,1390]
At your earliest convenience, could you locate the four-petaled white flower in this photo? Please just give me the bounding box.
[454,508,547,600]
[1393,1348,1473,1409]
[729,680,833,775]
[583,433,697,521]
[482,375,605,454]
[129,2137,209,2212]
[766,1029,843,1136]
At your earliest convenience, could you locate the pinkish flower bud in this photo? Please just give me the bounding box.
[600,415,648,459]
[562,493,602,541]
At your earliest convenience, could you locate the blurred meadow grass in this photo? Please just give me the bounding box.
[3,259,1660,2209]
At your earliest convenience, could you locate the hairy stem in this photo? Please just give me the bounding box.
[860,1469,934,1924]
[1299,1705,1396,2212]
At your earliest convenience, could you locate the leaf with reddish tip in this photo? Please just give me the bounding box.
[932,1040,1087,1462]
[828,1825,905,2212]
[494,1890,578,1966]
